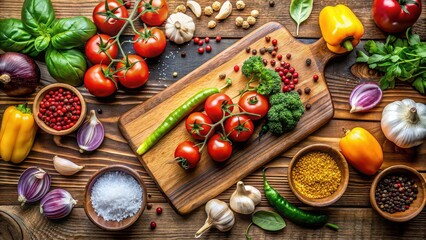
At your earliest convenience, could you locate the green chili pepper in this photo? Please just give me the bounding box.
[137,88,220,155]
[262,169,329,228]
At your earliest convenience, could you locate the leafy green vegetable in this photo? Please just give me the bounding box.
[290,0,313,36]
[51,17,97,50]
[34,35,50,52]
[21,0,55,36]
[0,18,40,57]
[267,92,305,135]
[241,56,281,95]
[45,47,87,86]
[245,210,286,240]
[356,29,426,94]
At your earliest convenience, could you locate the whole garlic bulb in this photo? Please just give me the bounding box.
[230,181,261,214]
[381,99,426,148]
[165,13,195,44]
[195,199,235,238]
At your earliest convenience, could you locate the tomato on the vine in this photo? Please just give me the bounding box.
[204,93,234,123]
[133,27,166,58]
[224,115,254,142]
[138,0,168,26]
[174,141,200,170]
[238,91,270,120]
[85,34,118,65]
[185,112,213,140]
[116,55,149,89]
[93,0,129,36]
[84,64,117,97]
[207,134,233,162]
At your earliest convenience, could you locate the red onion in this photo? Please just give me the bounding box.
[0,52,40,96]
[40,189,77,220]
[17,167,51,206]
[349,82,382,113]
[77,110,104,153]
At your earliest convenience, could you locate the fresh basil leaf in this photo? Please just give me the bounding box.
[252,210,286,231]
[51,17,97,50]
[34,35,50,52]
[0,18,40,57]
[45,47,86,86]
[289,0,313,36]
[21,0,55,36]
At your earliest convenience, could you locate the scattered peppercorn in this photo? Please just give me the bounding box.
[267,46,273,54]
[96,108,102,114]
[219,73,226,79]
[148,194,152,198]
[273,46,279,51]
[246,47,251,53]
[272,39,278,46]
[306,58,312,66]
[252,49,257,55]
[270,59,276,66]
[286,53,291,59]
[205,37,210,43]
[150,221,157,230]
[263,59,268,66]
[172,72,178,78]
[297,89,302,95]
[206,45,212,53]
[234,65,240,72]
[156,207,163,215]
[259,47,266,55]
[193,37,200,44]
[271,51,277,58]
[198,40,204,46]
[147,203,153,210]
[305,103,312,110]
[304,87,311,94]
[265,36,271,42]
[277,54,282,60]
[198,47,204,54]
[216,36,222,42]
[269,0,275,7]
[180,51,186,58]
[313,74,319,82]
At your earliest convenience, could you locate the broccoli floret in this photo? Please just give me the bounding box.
[242,56,264,78]
[258,69,281,95]
[266,92,305,135]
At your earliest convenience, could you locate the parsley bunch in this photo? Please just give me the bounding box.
[356,29,426,94]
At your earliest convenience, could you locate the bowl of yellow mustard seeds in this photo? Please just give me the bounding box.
[288,144,349,207]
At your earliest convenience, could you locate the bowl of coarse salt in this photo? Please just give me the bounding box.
[84,165,147,231]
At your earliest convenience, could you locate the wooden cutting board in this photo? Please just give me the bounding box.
[119,22,337,215]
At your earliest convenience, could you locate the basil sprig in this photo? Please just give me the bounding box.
[289,0,313,36]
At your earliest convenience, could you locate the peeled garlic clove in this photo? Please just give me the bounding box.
[40,189,77,220]
[187,1,202,18]
[77,110,104,153]
[53,155,84,176]
[215,0,232,20]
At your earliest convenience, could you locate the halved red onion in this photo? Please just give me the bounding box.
[17,167,51,206]
[40,189,77,220]
[349,82,382,113]
[77,110,104,153]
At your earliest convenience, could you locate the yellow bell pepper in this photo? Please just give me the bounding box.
[0,103,38,163]
[319,4,364,54]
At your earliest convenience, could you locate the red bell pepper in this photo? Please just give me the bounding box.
[372,0,422,33]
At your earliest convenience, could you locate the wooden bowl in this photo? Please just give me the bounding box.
[370,165,426,222]
[33,83,87,135]
[84,165,147,231]
[288,144,349,207]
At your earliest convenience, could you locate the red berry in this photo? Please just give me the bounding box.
[270,60,276,66]
[280,61,286,67]
[282,85,289,92]
[198,40,204,46]
[313,74,319,81]
[215,36,222,42]
[275,67,281,72]
[278,71,284,77]
[156,207,163,215]
[281,76,286,81]
[286,53,291,59]
[283,69,289,74]
[284,63,290,69]
[293,72,299,78]
[198,47,204,54]
[277,54,282,60]
[289,67,295,74]
[150,221,157,229]
[234,65,240,72]
[272,39,278,46]
[284,79,290,85]
[206,45,212,53]
[289,84,295,90]
[293,78,299,84]
[194,37,200,44]
[205,37,210,43]
[271,51,277,58]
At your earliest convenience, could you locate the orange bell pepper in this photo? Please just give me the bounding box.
[339,127,383,175]
[319,4,364,54]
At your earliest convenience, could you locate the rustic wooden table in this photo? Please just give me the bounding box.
[0,0,425,239]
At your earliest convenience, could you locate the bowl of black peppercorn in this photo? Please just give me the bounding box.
[370,165,425,222]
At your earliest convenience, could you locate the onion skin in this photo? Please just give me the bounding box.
[40,189,77,220]
[77,110,104,153]
[17,167,51,206]
[0,52,40,96]
[349,82,382,113]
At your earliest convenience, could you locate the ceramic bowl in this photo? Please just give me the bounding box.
[288,144,349,207]
[84,165,147,231]
[370,165,425,222]
[33,83,86,135]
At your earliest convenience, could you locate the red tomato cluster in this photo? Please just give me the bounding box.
[174,92,269,170]
[84,0,168,97]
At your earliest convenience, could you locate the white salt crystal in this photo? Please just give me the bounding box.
[90,171,143,221]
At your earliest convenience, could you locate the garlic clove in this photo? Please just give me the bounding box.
[195,199,235,238]
[230,181,261,214]
[187,1,202,18]
[53,155,84,176]
[215,0,232,20]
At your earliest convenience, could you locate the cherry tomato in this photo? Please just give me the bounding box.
[138,0,168,26]
[84,64,117,97]
[224,115,254,142]
[85,34,118,65]
[93,0,129,36]
[372,0,422,33]
[204,93,234,123]
[116,55,149,89]
[133,27,167,58]
[185,112,213,140]
[174,141,201,170]
[238,91,269,120]
[207,134,232,162]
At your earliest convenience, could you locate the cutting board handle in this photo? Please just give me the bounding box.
[309,37,338,71]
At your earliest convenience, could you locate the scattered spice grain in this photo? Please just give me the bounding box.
[304,87,311,94]
[305,103,312,110]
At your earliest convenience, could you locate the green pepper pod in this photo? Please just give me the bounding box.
[137,88,220,155]
[262,169,329,228]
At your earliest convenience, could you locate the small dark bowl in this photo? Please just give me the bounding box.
[84,165,147,231]
[370,165,425,222]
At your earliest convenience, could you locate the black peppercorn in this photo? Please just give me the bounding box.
[180,51,186,58]
[297,89,302,95]
[305,103,312,110]
[96,108,102,114]
[259,47,266,55]
[246,47,251,53]
[252,49,257,55]
[265,36,271,42]
[304,87,311,94]
[219,73,226,79]
[306,58,312,66]
[269,0,275,7]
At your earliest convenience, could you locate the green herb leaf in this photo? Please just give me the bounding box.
[289,0,313,36]
[21,0,56,37]
[0,18,40,57]
[34,35,50,52]
[252,210,286,231]
[51,16,97,50]
[355,50,369,63]
[412,77,425,94]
